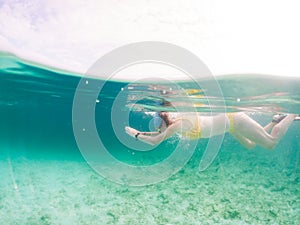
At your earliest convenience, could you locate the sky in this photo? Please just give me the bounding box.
[0,0,300,78]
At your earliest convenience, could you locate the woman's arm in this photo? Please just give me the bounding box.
[126,129,161,137]
[125,119,191,146]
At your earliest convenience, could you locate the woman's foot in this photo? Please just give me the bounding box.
[272,114,287,123]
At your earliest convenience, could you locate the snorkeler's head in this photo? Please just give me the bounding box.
[154,111,173,131]
[152,98,174,131]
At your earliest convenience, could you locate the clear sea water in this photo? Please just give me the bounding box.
[0,51,299,224]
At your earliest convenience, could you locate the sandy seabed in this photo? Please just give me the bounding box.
[0,149,299,225]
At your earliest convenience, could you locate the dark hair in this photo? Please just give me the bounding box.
[158,111,172,127]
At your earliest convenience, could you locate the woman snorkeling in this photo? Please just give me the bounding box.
[125,111,299,150]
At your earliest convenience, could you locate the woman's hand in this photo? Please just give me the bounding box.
[125,126,139,138]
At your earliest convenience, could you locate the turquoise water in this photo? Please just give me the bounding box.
[0,51,299,224]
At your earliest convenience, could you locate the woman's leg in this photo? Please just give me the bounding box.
[231,132,256,149]
[232,113,296,149]
[264,122,276,133]
[264,114,289,133]
[270,114,296,139]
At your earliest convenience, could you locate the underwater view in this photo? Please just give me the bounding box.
[0,51,300,224]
